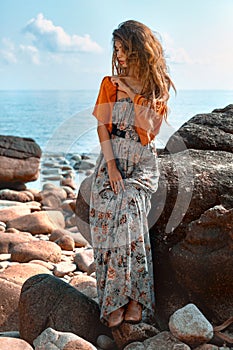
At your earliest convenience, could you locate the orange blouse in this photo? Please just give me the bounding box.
[92,76,166,145]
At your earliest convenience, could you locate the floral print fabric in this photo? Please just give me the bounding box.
[90,98,160,324]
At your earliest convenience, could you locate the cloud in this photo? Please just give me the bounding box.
[23,13,102,53]
[0,38,17,64]
[19,45,40,64]
[160,32,208,65]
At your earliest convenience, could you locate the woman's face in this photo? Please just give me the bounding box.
[114,40,127,68]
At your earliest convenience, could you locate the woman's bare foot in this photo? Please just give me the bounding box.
[108,306,125,328]
[124,300,142,324]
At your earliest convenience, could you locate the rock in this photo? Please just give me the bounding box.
[0,135,41,189]
[165,104,233,154]
[33,327,97,350]
[0,189,33,202]
[11,240,62,263]
[61,176,77,190]
[29,260,55,270]
[49,228,75,250]
[0,331,20,338]
[74,160,95,171]
[53,262,76,277]
[149,149,233,329]
[61,200,76,214]
[87,261,96,275]
[40,186,67,209]
[0,231,35,254]
[65,214,77,228]
[74,248,94,272]
[169,304,213,347]
[0,337,33,349]
[112,322,159,350]
[75,174,93,245]
[0,254,11,261]
[61,187,76,199]
[7,210,65,234]
[0,263,51,331]
[70,274,97,299]
[123,342,145,350]
[96,335,116,350]
[194,345,219,350]
[18,274,112,345]
[0,205,31,222]
[143,331,191,350]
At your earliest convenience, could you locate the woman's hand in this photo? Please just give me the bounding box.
[111,76,130,94]
[107,162,125,194]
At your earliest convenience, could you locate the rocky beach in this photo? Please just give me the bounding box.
[0,104,233,350]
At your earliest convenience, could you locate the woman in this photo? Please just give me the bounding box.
[89,20,175,328]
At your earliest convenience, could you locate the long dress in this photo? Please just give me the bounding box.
[89,97,160,325]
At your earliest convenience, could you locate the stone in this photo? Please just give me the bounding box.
[53,262,76,277]
[143,331,191,350]
[11,240,62,263]
[96,334,116,350]
[123,342,145,350]
[0,263,51,331]
[112,322,159,350]
[0,205,31,222]
[61,176,77,190]
[40,187,67,209]
[0,337,33,349]
[49,228,75,251]
[7,210,65,234]
[18,274,112,345]
[0,189,33,203]
[74,248,94,272]
[165,104,233,153]
[168,304,213,347]
[194,345,219,350]
[0,231,35,254]
[0,254,11,261]
[33,327,97,350]
[70,274,97,299]
[0,135,41,188]
[0,331,20,338]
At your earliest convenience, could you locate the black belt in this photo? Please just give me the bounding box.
[111,123,140,142]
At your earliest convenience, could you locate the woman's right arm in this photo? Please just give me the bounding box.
[97,121,125,194]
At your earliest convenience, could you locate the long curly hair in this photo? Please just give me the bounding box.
[112,20,175,107]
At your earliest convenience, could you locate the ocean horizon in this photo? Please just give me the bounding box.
[0,89,232,156]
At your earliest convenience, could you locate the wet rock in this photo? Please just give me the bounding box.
[18,274,112,345]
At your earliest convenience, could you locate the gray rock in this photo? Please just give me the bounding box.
[168,304,213,347]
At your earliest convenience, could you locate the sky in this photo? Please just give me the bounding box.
[0,0,233,90]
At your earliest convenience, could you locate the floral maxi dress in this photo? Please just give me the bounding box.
[89,97,160,324]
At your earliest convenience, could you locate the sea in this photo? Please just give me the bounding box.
[0,89,232,156]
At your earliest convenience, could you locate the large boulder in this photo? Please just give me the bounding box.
[148,105,233,330]
[18,274,112,345]
[0,135,41,189]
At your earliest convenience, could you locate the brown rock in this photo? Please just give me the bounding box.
[70,274,97,299]
[18,274,112,345]
[40,186,67,209]
[7,210,65,234]
[0,189,33,203]
[0,205,31,222]
[74,248,94,272]
[50,228,88,248]
[11,240,62,263]
[0,337,33,350]
[49,229,75,251]
[0,263,51,331]
[112,322,159,350]
[61,176,77,190]
[0,231,35,254]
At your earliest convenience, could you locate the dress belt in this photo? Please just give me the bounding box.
[111,123,140,142]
